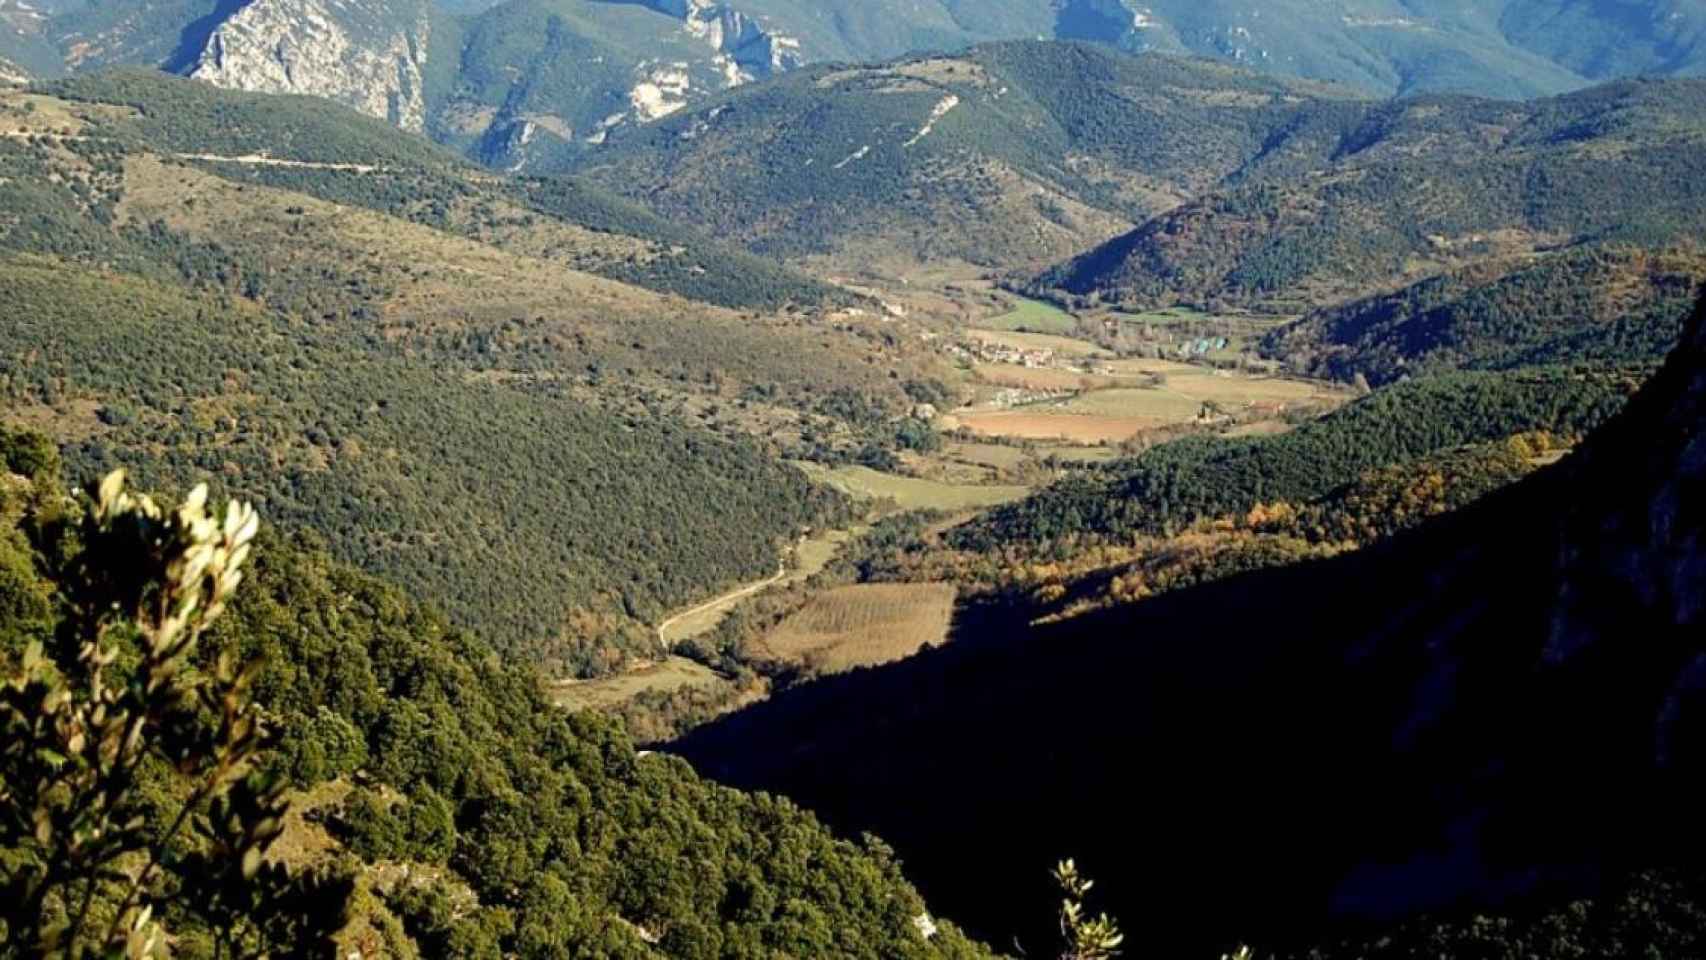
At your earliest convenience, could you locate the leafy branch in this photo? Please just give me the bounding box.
[0,470,280,958]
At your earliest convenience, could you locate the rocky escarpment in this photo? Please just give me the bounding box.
[607,0,803,83]
[189,0,433,132]
[469,1,807,171]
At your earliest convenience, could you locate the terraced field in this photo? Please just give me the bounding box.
[754,583,959,674]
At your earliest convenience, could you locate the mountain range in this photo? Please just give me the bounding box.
[2,0,1704,172]
[561,40,1706,335]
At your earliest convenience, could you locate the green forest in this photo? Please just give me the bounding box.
[1262,246,1706,385]
[0,259,847,675]
[0,81,930,676]
[0,436,995,958]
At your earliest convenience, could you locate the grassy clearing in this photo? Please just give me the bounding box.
[1225,419,1297,438]
[1059,387,1204,420]
[550,657,723,712]
[756,583,958,674]
[1042,445,1123,464]
[982,295,1079,334]
[798,463,1030,511]
[795,526,863,578]
[944,441,1034,470]
[266,780,353,871]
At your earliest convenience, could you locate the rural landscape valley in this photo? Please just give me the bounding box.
[2,2,1705,958]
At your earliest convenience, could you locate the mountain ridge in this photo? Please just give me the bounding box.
[8,0,1706,172]
[1031,74,1706,315]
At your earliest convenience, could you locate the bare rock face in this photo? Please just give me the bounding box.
[189,0,433,133]
[610,0,803,83]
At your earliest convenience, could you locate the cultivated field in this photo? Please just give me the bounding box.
[956,411,1158,443]
[958,352,1345,445]
[798,463,1031,511]
[1095,357,1201,377]
[1144,367,1334,407]
[944,441,1034,470]
[1057,386,1205,420]
[755,583,958,674]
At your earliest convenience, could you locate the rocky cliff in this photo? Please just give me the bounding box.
[188,0,433,132]
[611,0,802,82]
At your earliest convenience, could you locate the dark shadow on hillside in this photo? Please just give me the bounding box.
[674,294,1706,954]
[164,0,253,75]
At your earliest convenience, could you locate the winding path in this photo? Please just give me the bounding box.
[656,557,788,651]
[1,132,391,173]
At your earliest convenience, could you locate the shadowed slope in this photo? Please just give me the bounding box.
[675,292,1706,953]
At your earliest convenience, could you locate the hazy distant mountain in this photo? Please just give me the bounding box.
[7,0,1706,170]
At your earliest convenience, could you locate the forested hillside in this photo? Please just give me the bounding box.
[38,69,852,311]
[0,439,996,957]
[0,78,942,676]
[562,42,1706,330]
[1262,246,1706,386]
[1037,78,1706,313]
[572,43,1367,276]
